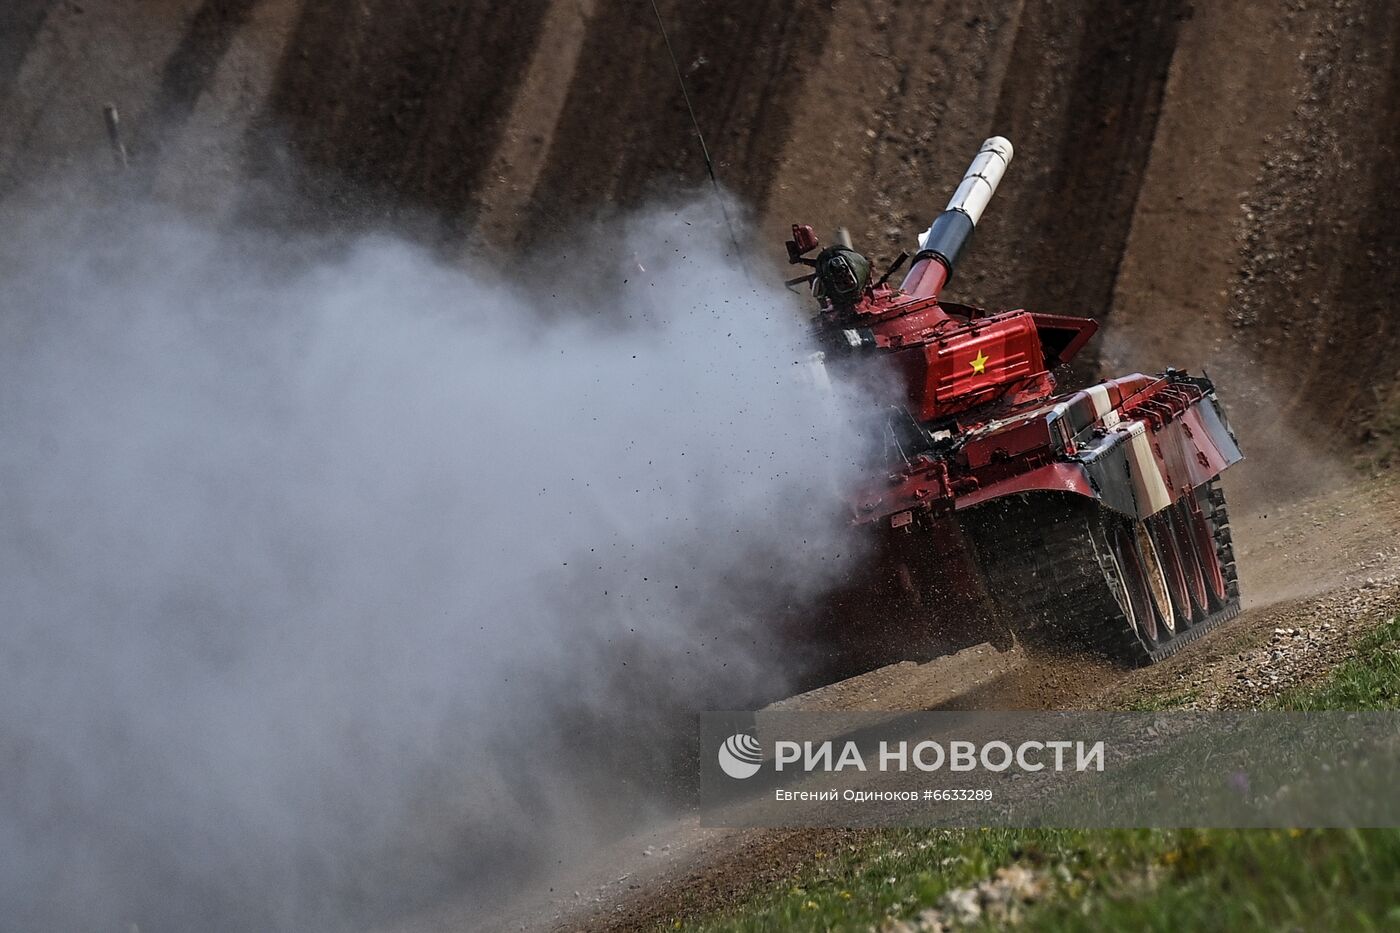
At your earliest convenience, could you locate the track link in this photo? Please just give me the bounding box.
[962,484,1241,665]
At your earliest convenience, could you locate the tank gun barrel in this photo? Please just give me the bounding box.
[901,136,1014,300]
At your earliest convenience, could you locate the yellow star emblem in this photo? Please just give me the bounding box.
[969,350,989,374]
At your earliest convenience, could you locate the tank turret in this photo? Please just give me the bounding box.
[788,137,1097,423]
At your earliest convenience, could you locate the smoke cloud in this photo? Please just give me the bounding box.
[0,196,876,931]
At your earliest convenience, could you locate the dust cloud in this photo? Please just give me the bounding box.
[0,195,878,931]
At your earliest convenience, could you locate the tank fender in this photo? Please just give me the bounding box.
[953,462,1101,511]
[953,393,1242,520]
[1071,398,1241,519]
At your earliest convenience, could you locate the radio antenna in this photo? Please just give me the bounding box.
[648,0,749,279]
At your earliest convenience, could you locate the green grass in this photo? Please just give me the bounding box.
[1015,828,1400,932]
[678,829,1400,933]
[673,827,1104,933]
[677,616,1400,932]
[1271,616,1400,711]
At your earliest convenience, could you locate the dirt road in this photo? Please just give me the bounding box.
[405,474,1396,933]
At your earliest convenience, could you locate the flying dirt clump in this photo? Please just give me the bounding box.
[0,194,879,932]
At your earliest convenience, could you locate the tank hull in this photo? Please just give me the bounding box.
[855,371,1241,530]
[845,370,1242,664]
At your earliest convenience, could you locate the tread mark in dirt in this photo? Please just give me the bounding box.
[522,0,833,244]
[982,0,1184,382]
[139,0,261,178]
[0,0,56,97]
[249,0,551,239]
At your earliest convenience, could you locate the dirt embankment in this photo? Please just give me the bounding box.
[6,0,1391,442]
[1103,0,1400,483]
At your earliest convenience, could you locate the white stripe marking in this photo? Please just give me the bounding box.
[1086,384,1112,417]
[1125,421,1172,515]
[1087,383,1121,427]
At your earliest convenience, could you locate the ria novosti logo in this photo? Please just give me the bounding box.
[715,733,1107,780]
[717,733,763,779]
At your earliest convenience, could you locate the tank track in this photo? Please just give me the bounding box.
[1204,479,1242,607]
[963,481,1241,665]
[1144,479,1241,661]
[1136,595,1241,663]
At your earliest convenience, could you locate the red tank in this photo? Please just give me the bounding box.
[792,138,1242,664]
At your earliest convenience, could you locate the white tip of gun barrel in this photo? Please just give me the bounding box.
[944,136,1015,226]
[981,136,1014,161]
